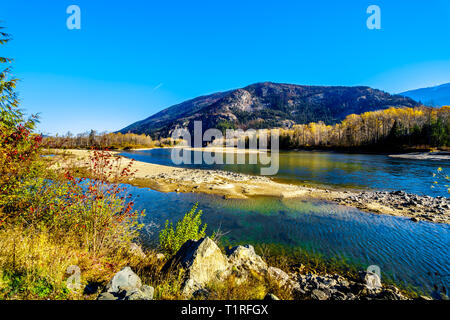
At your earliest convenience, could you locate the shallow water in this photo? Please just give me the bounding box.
[120,149,450,198]
[128,186,450,296]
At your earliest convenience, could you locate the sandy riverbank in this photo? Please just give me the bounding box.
[49,149,450,224]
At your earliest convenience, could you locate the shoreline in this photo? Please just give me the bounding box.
[49,149,450,224]
[389,151,450,161]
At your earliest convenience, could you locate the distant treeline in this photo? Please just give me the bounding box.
[45,106,450,151]
[274,106,450,150]
[43,131,177,150]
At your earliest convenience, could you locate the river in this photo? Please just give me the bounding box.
[120,149,450,197]
[119,149,450,296]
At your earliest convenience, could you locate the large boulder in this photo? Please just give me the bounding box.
[227,245,267,274]
[97,267,154,300]
[105,266,142,293]
[162,237,230,296]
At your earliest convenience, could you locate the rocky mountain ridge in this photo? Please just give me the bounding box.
[119,82,420,138]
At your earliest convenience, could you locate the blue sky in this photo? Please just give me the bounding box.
[2,0,450,135]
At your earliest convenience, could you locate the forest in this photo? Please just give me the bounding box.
[43,131,176,150]
[275,106,450,150]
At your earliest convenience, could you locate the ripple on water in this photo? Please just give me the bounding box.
[127,185,449,295]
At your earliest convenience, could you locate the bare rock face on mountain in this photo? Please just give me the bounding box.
[119,82,420,138]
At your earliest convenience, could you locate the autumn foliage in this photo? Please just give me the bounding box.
[0,26,147,299]
[275,106,450,149]
[43,130,177,150]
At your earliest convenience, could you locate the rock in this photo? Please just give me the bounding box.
[156,253,165,260]
[359,271,382,290]
[97,292,117,300]
[98,266,154,301]
[264,293,280,300]
[227,244,268,275]
[268,267,304,295]
[331,291,347,300]
[268,267,290,285]
[126,285,154,300]
[411,217,420,222]
[311,289,329,300]
[376,288,403,300]
[129,243,146,259]
[162,237,230,296]
[105,266,142,293]
[192,288,211,299]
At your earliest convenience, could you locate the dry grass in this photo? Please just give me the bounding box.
[203,272,294,300]
[0,225,151,300]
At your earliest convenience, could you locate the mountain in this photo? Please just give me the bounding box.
[119,82,420,138]
[400,83,450,107]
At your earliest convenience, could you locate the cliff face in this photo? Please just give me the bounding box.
[119,82,420,138]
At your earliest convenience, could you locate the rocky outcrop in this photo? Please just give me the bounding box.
[97,267,154,300]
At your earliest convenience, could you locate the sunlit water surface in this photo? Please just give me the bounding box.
[118,149,449,295]
[120,149,450,197]
[127,186,449,296]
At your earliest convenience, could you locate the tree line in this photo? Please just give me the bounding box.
[222,106,449,151]
[44,106,450,151]
[275,106,450,150]
[43,131,176,150]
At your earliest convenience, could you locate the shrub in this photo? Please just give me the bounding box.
[159,203,207,256]
[0,27,42,220]
[15,150,145,253]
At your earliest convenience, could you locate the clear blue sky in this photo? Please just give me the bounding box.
[2,0,450,135]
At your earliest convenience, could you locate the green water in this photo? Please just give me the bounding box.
[128,186,449,296]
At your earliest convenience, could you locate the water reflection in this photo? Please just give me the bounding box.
[120,149,450,197]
